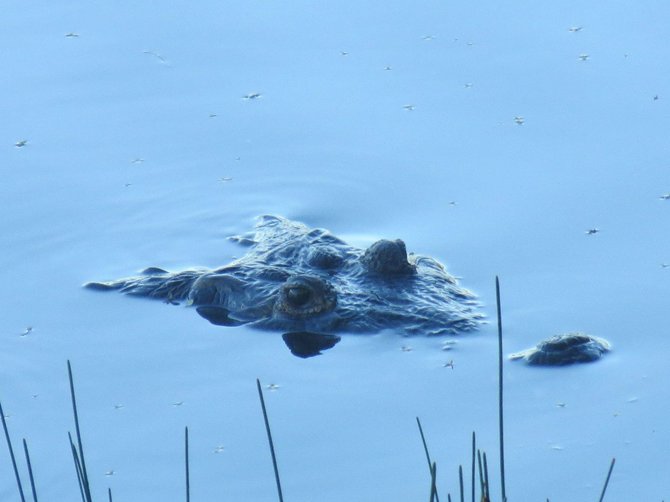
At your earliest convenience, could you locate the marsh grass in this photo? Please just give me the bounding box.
[185,427,190,502]
[256,378,284,502]
[21,438,38,502]
[0,399,25,501]
[1,279,620,501]
[414,278,616,502]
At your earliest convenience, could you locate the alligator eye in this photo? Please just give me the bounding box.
[286,286,311,306]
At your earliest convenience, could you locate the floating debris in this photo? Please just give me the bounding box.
[143,50,167,63]
[242,92,262,100]
[441,340,457,351]
[578,53,590,61]
[14,140,28,148]
[403,104,415,111]
[514,116,524,125]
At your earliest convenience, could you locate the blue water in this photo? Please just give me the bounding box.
[2,1,670,500]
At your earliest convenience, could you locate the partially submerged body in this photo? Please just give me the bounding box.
[510,333,611,366]
[86,215,482,337]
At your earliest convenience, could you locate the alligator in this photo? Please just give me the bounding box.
[86,215,482,355]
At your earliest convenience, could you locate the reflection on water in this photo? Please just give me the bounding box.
[282,331,341,358]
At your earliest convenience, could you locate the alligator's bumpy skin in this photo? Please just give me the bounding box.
[509,333,611,366]
[85,215,482,336]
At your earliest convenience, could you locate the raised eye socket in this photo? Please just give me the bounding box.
[286,286,311,306]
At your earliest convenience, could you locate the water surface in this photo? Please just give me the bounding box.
[2,1,669,500]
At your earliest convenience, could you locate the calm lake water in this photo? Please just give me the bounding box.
[2,1,669,500]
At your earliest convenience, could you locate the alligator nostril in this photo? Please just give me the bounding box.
[286,286,311,306]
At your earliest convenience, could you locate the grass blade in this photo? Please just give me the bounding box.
[22,439,38,502]
[476,450,484,499]
[496,276,507,502]
[185,427,190,502]
[68,432,86,502]
[416,417,432,469]
[429,462,438,502]
[256,379,284,502]
[67,361,92,502]
[108,488,113,502]
[416,417,440,502]
[458,465,464,502]
[0,400,26,502]
[483,452,490,501]
[598,458,616,502]
[471,432,475,502]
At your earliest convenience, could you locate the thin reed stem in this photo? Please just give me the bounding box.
[416,417,440,502]
[68,432,86,502]
[598,458,616,502]
[185,426,190,502]
[108,488,113,502]
[496,276,507,502]
[416,417,432,469]
[22,438,38,502]
[471,432,475,502]
[458,465,464,502]
[483,452,490,501]
[429,462,438,502]
[476,450,484,498]
[67,361,92,502]
[0,400,26,502]
[256,379,284,502]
